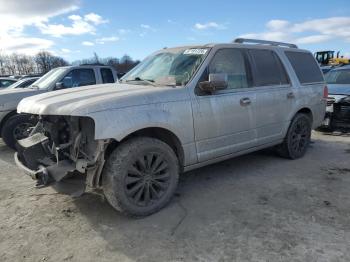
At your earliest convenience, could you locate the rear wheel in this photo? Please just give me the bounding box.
[276,113,312,159]
[1,114,37,150]
[102,137,179,216]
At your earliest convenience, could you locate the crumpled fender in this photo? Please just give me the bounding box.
[87,101,194,145]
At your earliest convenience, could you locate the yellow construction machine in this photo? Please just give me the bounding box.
[315,51,349,66]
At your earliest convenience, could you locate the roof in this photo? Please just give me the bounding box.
[163,38,308,54]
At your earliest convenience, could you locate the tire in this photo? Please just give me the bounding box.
[1,114,37,150]
[276,113,312,159]
[102,137,179,217]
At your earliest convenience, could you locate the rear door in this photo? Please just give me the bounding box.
[248,49,294,145]
[191,48,257,162]
[284,51,325,128]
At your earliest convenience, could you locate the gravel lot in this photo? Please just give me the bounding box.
[1,131,350,262]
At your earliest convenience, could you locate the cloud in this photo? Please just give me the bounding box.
[0,0,79,54]
[82,41,95,46]
[61,48,71,53]
[84,13,108,25]
[118,29,130,35]
[139,24,156,37]
[240,17,350,45]
[194,22,227,30]
[0,35,54,55]
[37,13,107,37]
[296,35,333,44]
[0,0,79,17]
[266,20,290,31]
[96,36,119,44]
[141,24,151,29]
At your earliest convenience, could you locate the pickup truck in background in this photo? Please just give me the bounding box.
[0,64,118,149]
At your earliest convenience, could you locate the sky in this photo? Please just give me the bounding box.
[0,0,350,62]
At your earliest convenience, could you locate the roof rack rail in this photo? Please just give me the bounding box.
[233,38,298,49]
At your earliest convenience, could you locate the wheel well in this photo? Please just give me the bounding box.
[105,127,185,169]
[296,108,313,122]
[0,111,17,136]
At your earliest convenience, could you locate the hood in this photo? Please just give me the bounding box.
[0,88,43,112]
[17,83,184,116]
[328,84,350,96]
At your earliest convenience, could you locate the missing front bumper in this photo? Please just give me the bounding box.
[15,132,77,186]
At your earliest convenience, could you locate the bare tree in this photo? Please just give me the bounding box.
[34,51,68,74]
[0,50,139,77]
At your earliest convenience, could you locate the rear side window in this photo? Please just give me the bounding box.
[249,49,289,86]
[100,68,115,83]
[285,51,324,84]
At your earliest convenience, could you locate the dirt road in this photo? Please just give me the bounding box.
[1,132,350,262]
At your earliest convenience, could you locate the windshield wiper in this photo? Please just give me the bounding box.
[124,77,156,86]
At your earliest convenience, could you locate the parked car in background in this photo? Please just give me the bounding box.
[15,39,326,217]
[7,77,40,89]
[321,66,334,75]
[324,65,350,130]
[0,64,118,149]
[0,78,17,89]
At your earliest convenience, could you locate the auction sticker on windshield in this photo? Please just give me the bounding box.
[184,49,208,55]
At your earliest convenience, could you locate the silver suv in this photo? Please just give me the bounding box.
[15,39,326,216]
[0,65,117,149]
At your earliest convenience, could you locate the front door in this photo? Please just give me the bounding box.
[191,48,257,162]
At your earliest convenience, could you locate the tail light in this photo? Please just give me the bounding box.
[323,85,328,99]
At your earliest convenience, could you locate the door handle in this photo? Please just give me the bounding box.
[287,92,295,99]
[240,97,251,106]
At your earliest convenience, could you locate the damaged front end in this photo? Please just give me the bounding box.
[15,115,109,190]
[325,96,350,130]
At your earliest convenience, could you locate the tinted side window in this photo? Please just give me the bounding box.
[209,49,250,89]
[101,68,115,83]
[61,69,96,89]
[285,51,324,84]
[249,49,289,86]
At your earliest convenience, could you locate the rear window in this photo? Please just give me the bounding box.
[100,68,115,83]
[285,51,323,84]
[249,49,289,86]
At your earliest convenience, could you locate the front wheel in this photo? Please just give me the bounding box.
[1,114,37,150]
[102,137,179,217]
[276,113,312,159]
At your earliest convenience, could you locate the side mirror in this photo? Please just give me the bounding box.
[199,73,228,92]
[55,82,64,90]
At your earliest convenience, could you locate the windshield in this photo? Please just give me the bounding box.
[32,68,67,90]
[122,48,209,86]
[325,69,350,84]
